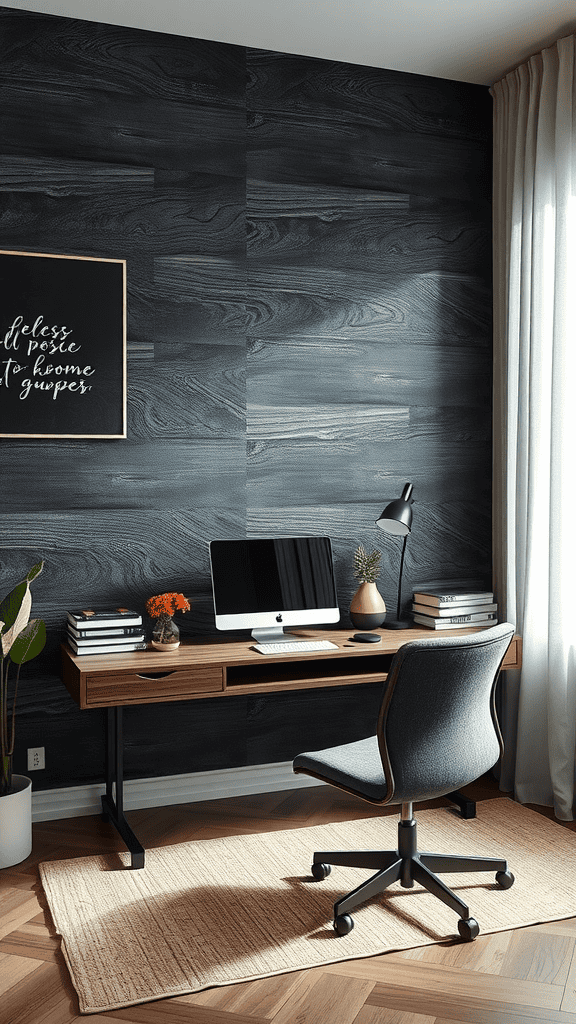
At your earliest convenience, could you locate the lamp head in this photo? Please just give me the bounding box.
[375,482,413,536]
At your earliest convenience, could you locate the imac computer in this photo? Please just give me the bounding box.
[208,536,340,643]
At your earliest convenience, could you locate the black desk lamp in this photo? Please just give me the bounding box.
[376,482,413,629]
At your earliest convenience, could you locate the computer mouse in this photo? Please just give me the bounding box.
[351,633,382,643]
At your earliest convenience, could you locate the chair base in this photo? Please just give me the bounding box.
[311,815,513,937]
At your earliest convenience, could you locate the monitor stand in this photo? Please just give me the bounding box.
[251,626,300,644]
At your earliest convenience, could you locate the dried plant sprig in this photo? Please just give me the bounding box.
[353,545,382,584]
[146,592,191,618]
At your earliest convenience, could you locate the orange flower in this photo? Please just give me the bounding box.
[146,592,191,618]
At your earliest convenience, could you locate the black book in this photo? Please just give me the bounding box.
[67,624,145,640]
[67,608,142,630]
[67,630,146,647]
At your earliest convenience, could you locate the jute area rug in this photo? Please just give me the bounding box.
[40,798,576,1015]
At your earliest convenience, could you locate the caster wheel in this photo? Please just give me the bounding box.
[311,862,331,881]
[458,917,479,941]
[496,869,514,889]
[334,914,354,936]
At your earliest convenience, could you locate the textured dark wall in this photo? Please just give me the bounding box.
[0,8,493,790]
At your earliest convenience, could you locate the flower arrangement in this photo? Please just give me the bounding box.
[146,592,190,648]
[353,545,382,584]
[1,562,46,796]
[146,592,190,619]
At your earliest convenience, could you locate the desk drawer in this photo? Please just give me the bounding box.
[85,666,224,706]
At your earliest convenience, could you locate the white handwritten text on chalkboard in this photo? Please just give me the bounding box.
[1,314,95,401]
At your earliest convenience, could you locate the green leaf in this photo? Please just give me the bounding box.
[9,618,46,665]
[0,581,31,655]
[26,561,44,584]
[0,563,44,657]
[0,580,28,631]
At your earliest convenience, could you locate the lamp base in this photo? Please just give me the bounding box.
[382,618,413,630]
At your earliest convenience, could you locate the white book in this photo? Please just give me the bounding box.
[413,590,494,608]
[413,611,498,629]
[68,640,148,656]
[412,601,497,617]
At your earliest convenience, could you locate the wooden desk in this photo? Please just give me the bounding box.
[60,626,522,867]
[61,626,521,708]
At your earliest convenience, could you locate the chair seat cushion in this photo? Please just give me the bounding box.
[294,735,388,802]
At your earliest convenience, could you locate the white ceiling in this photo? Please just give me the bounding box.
[1,0,576,85]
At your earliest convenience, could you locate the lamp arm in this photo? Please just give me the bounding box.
[396,534,408,622]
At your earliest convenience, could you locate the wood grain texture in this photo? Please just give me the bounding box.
[247,338,491,407]
[247,49,492,142]
[248,179,491,278]
[1,13,246,172]
[247,436,491,507]
[0,7,494,789]
[245,682,384,765]
[243,268,491,343]
[246,111,491,201]
[0,155,154,261]
[11,682,251,787]
[1,81,246,172]
[116,694,250,779]
[127,347,246,439]
[154,256,248,344]
[153,170,246,258]
[0,891,41,942]
[0,440,246,511]
[2,13,245,108]
[270,973,375,1024]
[0,508,241,623]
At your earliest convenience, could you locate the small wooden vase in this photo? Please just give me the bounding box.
[349,581,386,629]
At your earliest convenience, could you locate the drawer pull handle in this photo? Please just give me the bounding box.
[137,671,177,680]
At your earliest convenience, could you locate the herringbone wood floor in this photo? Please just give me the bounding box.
[2,775,576,1024]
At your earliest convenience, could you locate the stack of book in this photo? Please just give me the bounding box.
[411,589,498,629]
[66,608,147,656]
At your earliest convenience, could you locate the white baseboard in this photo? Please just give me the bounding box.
[31,761,324,822]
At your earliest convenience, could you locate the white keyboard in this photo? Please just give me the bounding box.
[253,640,339,655]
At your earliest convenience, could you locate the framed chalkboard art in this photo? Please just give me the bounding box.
[0,250,127,438]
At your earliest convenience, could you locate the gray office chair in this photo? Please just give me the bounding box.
[293,623,515,941]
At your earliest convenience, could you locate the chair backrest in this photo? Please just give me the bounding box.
[377,623,515,805]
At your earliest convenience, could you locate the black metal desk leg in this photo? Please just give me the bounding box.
[101,706,145,869]
[447,790,476,819]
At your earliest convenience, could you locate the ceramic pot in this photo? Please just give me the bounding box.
[151,615,180,651]
[349,581,386,629]
[0,774,32,868]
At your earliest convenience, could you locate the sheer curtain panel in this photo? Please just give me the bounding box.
[492,35,576,820]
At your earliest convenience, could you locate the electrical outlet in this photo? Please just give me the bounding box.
[27,746,45,771]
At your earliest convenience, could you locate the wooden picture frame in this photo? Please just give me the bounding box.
[0,250,127,438]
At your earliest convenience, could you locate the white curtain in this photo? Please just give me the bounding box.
[492,35,576,820]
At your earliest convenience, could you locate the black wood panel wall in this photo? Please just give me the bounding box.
[0,8,493,790]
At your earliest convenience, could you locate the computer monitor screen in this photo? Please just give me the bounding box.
[209,537,340,642]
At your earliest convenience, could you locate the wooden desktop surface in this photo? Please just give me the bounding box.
[61,626,522,710]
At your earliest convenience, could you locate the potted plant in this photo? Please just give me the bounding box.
[349,545,387,629]
[0,561,46,868]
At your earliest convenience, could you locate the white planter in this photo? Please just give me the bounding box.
[0,774,32,868]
